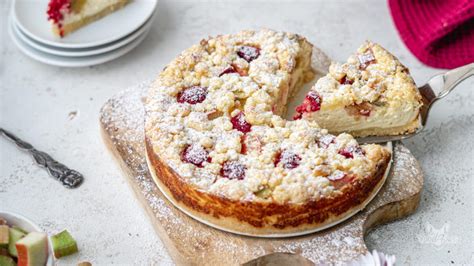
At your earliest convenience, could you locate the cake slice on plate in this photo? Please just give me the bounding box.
[47,0,130,37]
[294,41,423,137]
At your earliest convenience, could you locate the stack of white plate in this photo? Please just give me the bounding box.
[8,0,158,67]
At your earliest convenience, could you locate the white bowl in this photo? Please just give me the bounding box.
[0,211,54,266]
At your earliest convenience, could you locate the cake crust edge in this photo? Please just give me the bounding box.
[145,137,391,235]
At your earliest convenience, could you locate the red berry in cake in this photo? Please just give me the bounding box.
[47,0,70,24]
[274,150,301,169]
[219,66,237,76]
[177,86,207,104]
[358,52,376,70]
[338,146,365,159]
[181,144,210,167]
[46,0,71,37]
[240,134,262,155]
[240,135,248,155]
[359,109,371,116]
[293,91,322,119]
[318,135,336,148]
[345,102,373,117]
[231,112,252,133]
[339,75,354,85]
[237,46,260,63]
[220,161,246,180]
[327,170,346,181]
[338,148,354,159]
[329,172,355,189]
[219,64,248,77]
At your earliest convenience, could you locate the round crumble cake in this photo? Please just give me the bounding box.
[144,29,391,235]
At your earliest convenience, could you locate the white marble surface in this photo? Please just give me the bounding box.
[1,0,473,265]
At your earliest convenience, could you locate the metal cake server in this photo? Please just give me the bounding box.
[357,63,474,144]
[0,128,83,188]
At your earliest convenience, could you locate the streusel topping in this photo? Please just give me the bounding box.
[296,41,422,115]
[146,30,389,204]
[294,41,422,136]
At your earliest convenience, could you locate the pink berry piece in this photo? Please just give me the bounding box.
[338,146,365,159]
[181,144,210,167]
[219,65,238,77]
[358,52,376,70]
[231,112,252,133]
[359,109,371,116]
[340,75,354,85]
[318,135,336,148]
[327,170,346,181]
[241,134,262,155]
[274,150,301,169]
[294,91,322,120]
[220,161,246,180]
[177,86,207,104]
[237,45,260,63]
[219,64,247,77]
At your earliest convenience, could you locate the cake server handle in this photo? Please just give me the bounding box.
[0,127,84,188]
[418,63,474,126]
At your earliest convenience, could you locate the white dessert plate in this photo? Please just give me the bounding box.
[0,211,54,266]
[11,10,155,57]
[12,0,157,49]
[8,15,151,67]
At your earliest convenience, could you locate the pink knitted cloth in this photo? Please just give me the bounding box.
[389,0,474,69]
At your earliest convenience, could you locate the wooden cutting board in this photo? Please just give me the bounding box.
[99,83,423,265]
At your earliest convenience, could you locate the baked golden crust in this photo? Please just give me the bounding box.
[144,30,392,234]
[146,137,390,235]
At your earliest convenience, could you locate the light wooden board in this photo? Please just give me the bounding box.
[99,84,423,265]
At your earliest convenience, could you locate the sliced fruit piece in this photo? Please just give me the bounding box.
[0,226,9,248]
[8,228,26,257]
[50,230,78,258]
[220,161,246,180]
[15,232,48,266]
[0,255,16,266]
[11,227,27,235]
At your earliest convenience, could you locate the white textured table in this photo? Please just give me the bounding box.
[1,0,473,265]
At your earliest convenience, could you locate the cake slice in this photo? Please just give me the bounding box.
[294,41,423,137]
[47,0,130,37]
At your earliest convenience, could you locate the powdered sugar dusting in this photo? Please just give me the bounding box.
[99,71,422,266]
[328,170,345,181]
[181,144,209,167]
[221,161,246,180]
[177,86,208,104]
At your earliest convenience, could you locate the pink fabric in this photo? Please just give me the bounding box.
[389,0,474,69]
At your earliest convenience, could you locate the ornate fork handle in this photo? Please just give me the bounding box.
[0,128,83,188]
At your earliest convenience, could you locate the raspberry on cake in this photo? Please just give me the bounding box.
[47,0,130,37]
[145,30,391,235]
[294,41,423,137]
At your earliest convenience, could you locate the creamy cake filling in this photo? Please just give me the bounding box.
[294,42,422,137]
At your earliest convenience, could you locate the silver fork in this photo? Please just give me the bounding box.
[357,63,474,144]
